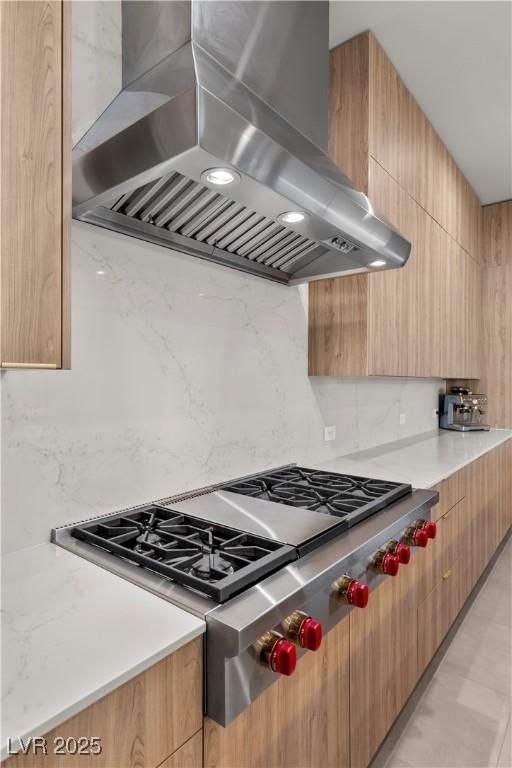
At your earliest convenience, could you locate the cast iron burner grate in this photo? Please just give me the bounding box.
[71,505,295,602]
[224,467,412,528]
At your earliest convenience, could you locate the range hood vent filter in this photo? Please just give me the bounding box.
[109,172,320,272]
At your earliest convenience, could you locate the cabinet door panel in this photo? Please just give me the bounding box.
[4,639,203,768]
[204,617,350,768]
[417,556,463,676]
[350,553,425,768]
[367,160,418,377]
[498,441,512,540]
[1,1,70,368]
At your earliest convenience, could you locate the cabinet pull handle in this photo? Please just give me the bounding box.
[1,362,58,369]
[443,569,453,580]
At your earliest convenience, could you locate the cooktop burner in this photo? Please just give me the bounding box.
[223,467,411,527]
[71,505,295,602]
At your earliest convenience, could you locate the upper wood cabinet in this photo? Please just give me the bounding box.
[368,34,482,258]
[310,32,482,379]
[0,1,71,369]
[480,202,512,428]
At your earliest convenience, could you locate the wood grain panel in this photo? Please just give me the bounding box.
[368,35,405,195]
[368,32,481,262]
[349,554,425,768]
[417,554,463,676]
[319,32,483,381]
[481,264,512,428]
[367,159,418,376]
[1,0,70,368]
[1,1,63,366]
[157,732,202,768]
[4,639,203,768]
[60,0,72,369]
[204,616,350,768]
[419,448,510,676]
[464,249,482,378]
[308,274,368,377]
[329,33,369,192]
[498,440,512,539]
[483,201,512,267]
[480,202,512,427]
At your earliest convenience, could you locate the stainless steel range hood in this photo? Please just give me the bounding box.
[73,1,411,285]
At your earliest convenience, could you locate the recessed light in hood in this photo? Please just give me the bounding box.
[72,1,411,285]
[278,212,308,225]
[201,168,241,187]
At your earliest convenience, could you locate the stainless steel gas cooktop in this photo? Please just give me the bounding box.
[53,463,437,727]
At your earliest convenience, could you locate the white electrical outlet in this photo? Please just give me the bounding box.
[324,425,336,441]
[433,408,439,419]
[399,413,407,425]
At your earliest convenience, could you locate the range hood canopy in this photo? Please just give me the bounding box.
[73,0,410,285]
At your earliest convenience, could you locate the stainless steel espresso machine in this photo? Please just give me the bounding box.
[439,387,490,432]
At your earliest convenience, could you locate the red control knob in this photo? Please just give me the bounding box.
[382,553,400,576]
[423,521,437,539]
[371,549,400,576]
[271,638,297,675]
[402,525,428,548]
[282,610,323,650]
[299,617,323,651]
[347,579,370,608]
[395,543,411,564]
[384,540,411,565]
[413,528,429,548]
[335,576,369,608]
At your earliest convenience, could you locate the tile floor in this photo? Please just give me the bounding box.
[372,536,512,768]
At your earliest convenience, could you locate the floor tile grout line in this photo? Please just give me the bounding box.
[495,716,511,768]
[432,657,512,703]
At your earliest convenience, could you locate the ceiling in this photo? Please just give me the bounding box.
[329,1,512,205]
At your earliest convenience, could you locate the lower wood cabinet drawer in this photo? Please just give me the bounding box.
[416,496,465,603]
[349,560,422,768]
[417,556,463,676]
[431,472,465,522]
[436,497,464,584]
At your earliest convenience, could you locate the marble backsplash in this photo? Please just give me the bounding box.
[1,222,442,554]
[0,1,443,554]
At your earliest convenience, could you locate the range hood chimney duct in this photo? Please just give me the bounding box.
[72,1,410,284]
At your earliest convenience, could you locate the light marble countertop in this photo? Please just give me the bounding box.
[3,428,510,760]
[316,428,512,489]
[0,543,205,761]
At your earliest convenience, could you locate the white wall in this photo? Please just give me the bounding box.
[0,2,443,555]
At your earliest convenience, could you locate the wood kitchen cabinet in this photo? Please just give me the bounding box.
[480,201,512,429]
[418,443,511,680]
[417,498,466,676]
[309,32,482,380]
[350,440,511,766]
[205,443,511,768]
[349,549,425,768]
[3,638,203,768]
[204,615,350,768]
[0,0,71,369]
